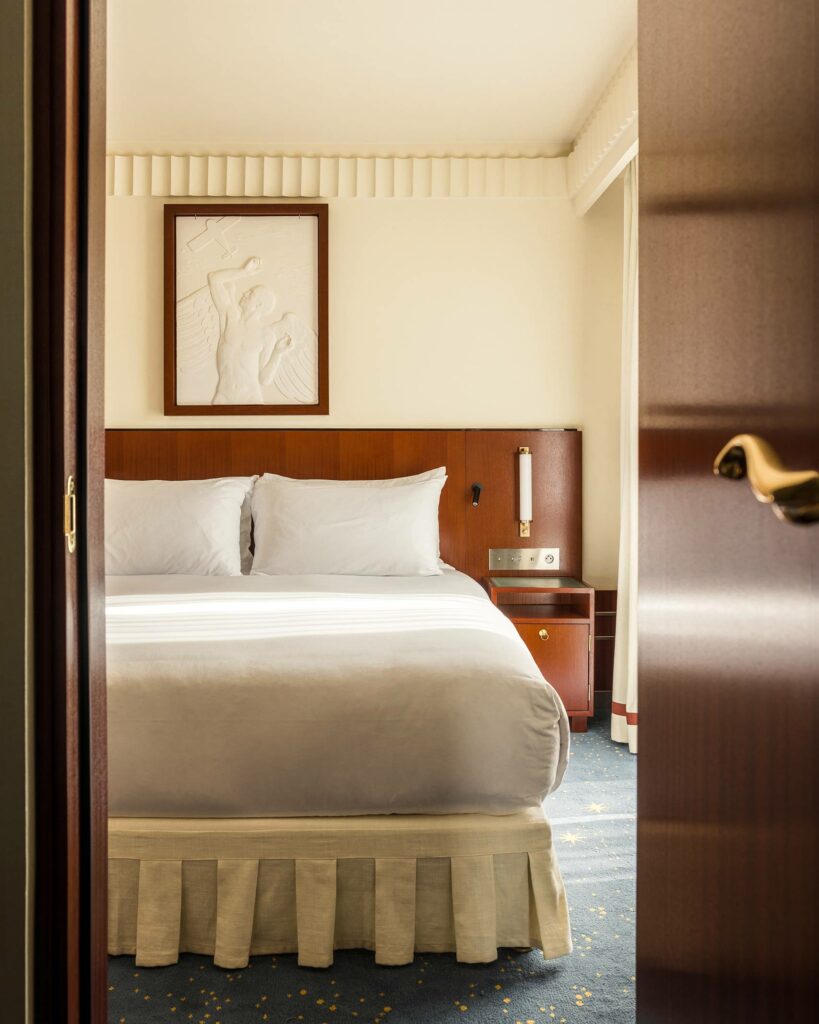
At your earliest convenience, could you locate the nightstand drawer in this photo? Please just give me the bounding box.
[516,622,590,713]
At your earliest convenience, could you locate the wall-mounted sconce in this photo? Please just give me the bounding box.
[518,446,532,537]
[471,482,483,507]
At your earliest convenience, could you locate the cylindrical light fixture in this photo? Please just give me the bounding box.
[518,446,532,537]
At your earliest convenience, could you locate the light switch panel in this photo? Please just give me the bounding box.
[488,548,560,570]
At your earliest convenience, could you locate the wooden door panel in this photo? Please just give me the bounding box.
[638,1,819,1019]
[516,622,590,712]
[31,0,107,1020]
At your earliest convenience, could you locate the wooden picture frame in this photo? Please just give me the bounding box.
[164,203,329,415]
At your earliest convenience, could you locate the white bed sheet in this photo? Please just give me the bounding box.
[106,568,570,817]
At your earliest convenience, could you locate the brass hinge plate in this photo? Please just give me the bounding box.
[64,475,77,554]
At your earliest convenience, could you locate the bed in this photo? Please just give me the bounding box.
[105,428,580,969]
[106,570,569,817]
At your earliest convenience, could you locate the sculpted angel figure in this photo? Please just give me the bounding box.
[175,256,318,405]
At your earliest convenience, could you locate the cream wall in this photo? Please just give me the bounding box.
[105,190,622,576]
[106,196,587,428]
[581,177,624,582]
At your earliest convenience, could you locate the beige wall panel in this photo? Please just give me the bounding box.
[580,177,624,581]
[105,190,622,576]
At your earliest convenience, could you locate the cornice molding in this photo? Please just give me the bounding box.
[567,46,638,215]
[106,154,568,199]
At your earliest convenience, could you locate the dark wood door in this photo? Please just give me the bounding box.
[32,1,107,1021]
[638,2,819,1021]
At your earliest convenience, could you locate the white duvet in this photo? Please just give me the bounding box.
[106,569,570,817]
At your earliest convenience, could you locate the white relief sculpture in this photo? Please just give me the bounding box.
[186,216,241,259]
[174,214,319,406]
[176,257,317,405]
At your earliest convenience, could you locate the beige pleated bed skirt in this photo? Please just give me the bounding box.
[108,807,571,969]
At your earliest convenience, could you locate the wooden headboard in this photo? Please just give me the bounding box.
[105,429,582,581]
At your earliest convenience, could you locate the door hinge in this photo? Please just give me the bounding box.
[64,475,77,554]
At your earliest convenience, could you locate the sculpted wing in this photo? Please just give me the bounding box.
[176,286,220,373]
[275,313,319,404]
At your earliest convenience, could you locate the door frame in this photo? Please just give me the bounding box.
[31,0,107,1020]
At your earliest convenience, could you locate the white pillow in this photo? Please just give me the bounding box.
[105,477,256,576]
[260,467,446,487]
[251,473,446,576]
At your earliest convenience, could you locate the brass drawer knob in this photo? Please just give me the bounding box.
[538,628,549,641]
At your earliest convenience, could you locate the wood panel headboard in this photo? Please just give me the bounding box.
[105,429,582,580]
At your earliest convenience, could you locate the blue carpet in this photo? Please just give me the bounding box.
[108,719,635,1024]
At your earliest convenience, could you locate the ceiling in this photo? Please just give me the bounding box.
[107,0,636,155]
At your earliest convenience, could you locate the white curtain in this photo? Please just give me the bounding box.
[611,160,639,753]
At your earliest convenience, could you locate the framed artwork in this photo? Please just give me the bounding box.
[164,203,328,415]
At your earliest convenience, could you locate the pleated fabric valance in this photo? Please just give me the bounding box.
[108,810,571,969]
[105,154,568,199]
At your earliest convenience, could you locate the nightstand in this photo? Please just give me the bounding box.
[485,576,595,732]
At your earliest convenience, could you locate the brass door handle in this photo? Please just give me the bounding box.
[713,434,819,525]
[538,628,549,640]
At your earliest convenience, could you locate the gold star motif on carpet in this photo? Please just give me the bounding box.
[560,832,584,845]
[586,802,606,813]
